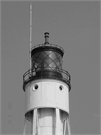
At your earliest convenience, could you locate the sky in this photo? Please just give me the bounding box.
[0,1,101,135]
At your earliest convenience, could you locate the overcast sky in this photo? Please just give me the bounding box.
[1,1,100,135]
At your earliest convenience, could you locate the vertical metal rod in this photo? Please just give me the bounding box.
[31,114,33,135]
[67,117,71,135]
[32,109,37,135]
[55,109,60,135]
[37,109,40,135]
[30,3,32,75]
[23,118,27,135]
[63,120,66,135]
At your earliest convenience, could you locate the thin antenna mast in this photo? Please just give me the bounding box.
[30,3,32,75]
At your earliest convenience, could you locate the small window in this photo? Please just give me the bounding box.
[59,85,63,91]
[32,84,38,91]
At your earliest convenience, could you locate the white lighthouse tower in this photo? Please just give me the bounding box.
[22,32,71,135]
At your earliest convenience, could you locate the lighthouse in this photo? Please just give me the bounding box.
[22,32,71,135]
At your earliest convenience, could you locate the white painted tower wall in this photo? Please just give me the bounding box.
[23,79,70,135]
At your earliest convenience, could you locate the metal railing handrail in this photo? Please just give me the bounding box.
[23,68,71,82]
[31,43,64,53]
[23,68,71,91]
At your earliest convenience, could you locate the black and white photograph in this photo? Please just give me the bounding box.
[0,0,100,135]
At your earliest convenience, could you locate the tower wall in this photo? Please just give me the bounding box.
[25,79,69,118]
[24,79,69,135]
